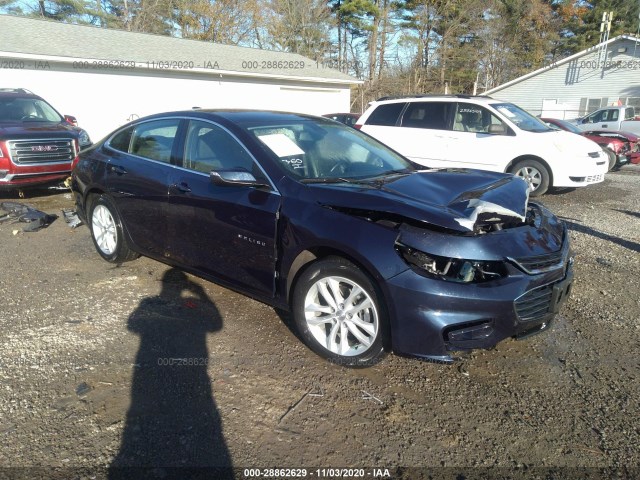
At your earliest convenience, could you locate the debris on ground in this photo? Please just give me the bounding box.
[62,208,83,228]
[361,390,383,405]
[0,201,58,232]
[278,385,324,424]
[75,382,92,396]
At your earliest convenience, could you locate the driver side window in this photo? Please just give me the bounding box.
[183,120,256,174]
[587,110,603,123]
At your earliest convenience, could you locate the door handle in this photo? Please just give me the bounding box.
[601,124,608,128]
[109,165,127,175]
[170,182,191,194]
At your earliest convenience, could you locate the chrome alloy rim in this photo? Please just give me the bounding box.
[304,276,378,356]
[515,166,542,191]
[92,205,117,255]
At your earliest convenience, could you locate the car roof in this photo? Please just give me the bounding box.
[373,94,495,105]
[141,109,334,127]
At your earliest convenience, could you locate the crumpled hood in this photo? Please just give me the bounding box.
[306,169,530,233]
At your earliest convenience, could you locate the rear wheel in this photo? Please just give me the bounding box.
[510,159,550,197]
[292,258,387,367]
[89,194,139,263]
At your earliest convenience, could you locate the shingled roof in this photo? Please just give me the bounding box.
[0,14,359,85]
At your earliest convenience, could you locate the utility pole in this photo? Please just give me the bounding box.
[634,7,640,58]
[598,11,614,67]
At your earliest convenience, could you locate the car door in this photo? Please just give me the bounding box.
[104,118,182,257]
[393,101,454,167]
[580,109,610,130]
[166,119,281,297]
[446,102,514,171]
[594,108,619,131]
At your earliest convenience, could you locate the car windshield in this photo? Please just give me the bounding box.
[0,97,63,123]
[492,103,552,133]
[246,119,414,182]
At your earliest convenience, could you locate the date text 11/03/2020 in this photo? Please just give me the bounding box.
[238,59,392,70]
[242,468,392,478]
[69,60,222,70]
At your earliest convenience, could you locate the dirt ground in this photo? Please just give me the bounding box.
[0,167,638,480]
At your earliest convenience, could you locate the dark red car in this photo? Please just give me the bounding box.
[322,113,360,128]
[542,117,639,170]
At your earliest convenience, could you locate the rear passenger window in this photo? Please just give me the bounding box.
[109,127,133,152]
[365,103,405,126]
[130,119,180,163]
[453,103,506,133]
[401,102,452,130]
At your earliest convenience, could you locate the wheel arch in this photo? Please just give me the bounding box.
[505,155,554,187]
[84,189,140,256]
[285,246,394,350]
[83,187,105,210]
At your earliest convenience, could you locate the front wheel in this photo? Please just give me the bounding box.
[602,148,616,171]
[89,194,139,263]
[292,258,387,367]
[510,159,550,197]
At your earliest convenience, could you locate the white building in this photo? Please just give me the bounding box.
[485,35,640,120]
[0,15,360,139]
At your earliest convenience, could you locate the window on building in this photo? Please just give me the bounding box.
[625,97,640,110]
[579,97,611,116]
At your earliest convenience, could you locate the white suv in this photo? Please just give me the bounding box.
[355,95,608,196]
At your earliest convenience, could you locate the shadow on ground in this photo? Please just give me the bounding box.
[613,209,640,220]
[561,217,640,253]
[109,268,234,480]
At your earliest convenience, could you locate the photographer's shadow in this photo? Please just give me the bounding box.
[110,268,233,479]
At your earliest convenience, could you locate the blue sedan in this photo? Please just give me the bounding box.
[72,110,573,366]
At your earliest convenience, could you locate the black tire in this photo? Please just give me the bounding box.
[602,148,616,171]
[510,159,550,197]
[292,257,388,367]
[88,194,139,263]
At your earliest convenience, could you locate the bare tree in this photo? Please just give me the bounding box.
[264,0,334,61]
[176,0,262,45]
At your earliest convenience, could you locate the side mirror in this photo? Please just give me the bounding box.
[488,124,507,135]
[210,169,268,188]
[64,115,78,126]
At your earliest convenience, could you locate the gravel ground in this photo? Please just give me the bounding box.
[0,166,638,480]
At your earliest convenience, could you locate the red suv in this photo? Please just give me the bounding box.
[0,88,91,190]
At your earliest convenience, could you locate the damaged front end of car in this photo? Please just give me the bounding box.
[311,171,573,362]
[390,203,572,361]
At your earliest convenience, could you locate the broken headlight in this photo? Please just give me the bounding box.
[396,243,508,283]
